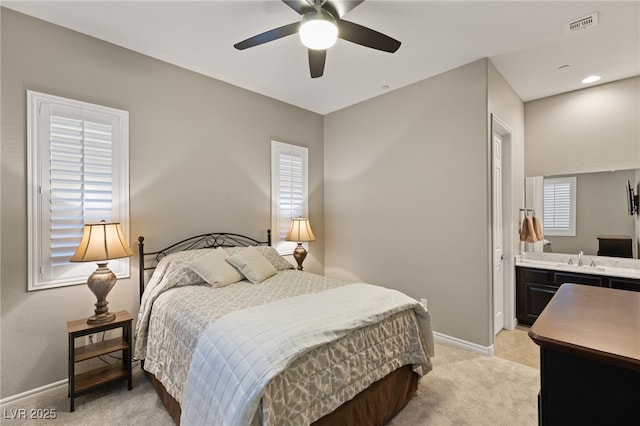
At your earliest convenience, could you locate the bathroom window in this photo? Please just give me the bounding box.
[27,90,130,290]
[543,176,576,237]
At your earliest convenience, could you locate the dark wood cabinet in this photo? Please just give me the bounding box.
[529,284,640,425]
[609,276,640,291]
[552,271,603,287]
[516,266,640,325]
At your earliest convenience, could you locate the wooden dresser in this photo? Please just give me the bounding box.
[528,284,640,425]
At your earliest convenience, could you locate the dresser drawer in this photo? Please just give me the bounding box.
[609,277,640,292]
[522,268,553,285]
[554,272,604,287]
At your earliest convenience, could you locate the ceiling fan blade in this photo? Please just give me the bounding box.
[284,0,364,18]
[331,1,365,18]
[337,19,401,53]
[281,0,311,15]
[234,22,300,50]
[308,49,326,78]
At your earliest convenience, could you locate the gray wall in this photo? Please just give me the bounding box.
[525,77,640,177]
[1,9,325,398]
[488,61,526,330]
[323,59,525,348]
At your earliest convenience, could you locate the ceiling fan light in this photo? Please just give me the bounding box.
[300,11,338,50]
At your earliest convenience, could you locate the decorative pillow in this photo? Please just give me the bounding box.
[224,246,294,271]
[189,249,244,288]
[153,249,211,288]
[225,246,278,284]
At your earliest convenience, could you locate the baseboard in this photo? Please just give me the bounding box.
[0,379,67,408]
[433,331,494,356]
[505,317,518,330]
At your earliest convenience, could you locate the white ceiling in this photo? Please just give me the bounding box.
[3,1,639,114]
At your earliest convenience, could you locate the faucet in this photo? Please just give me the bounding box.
[578,251,584,266]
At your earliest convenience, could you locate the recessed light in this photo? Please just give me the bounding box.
[558,64,570,70]
[381,85,390,90]
[582,75,601,84]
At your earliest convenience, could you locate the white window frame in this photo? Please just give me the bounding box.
[271,141,309,255]
[543,176,577,237]
[27,90,130,291]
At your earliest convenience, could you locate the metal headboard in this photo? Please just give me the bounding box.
[137,230,271,302]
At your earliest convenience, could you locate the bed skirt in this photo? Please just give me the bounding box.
[144,364,419,425]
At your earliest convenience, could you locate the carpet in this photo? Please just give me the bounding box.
[1,343,539,426]
[389,344,539,425]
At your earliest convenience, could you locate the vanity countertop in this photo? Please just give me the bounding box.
[515,253,640,280]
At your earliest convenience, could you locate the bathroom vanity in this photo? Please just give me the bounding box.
[515,254,640,325]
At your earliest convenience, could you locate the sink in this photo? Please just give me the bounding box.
[517,255,640,279]
[541,262,606,273]
[517,259,606,273]
[558,263,605,273]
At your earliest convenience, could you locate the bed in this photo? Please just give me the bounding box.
[134,231,434,425]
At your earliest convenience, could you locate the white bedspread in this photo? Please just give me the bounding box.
[180,282,433,426]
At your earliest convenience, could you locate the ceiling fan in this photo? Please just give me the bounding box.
[233,0,401,78]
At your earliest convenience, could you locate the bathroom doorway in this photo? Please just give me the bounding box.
[492,115,515,335]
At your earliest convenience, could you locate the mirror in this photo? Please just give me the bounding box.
[525,169,639,259]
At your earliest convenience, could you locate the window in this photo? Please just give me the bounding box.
[543,176,576,237]
[271,141,309,255]
[27,91,130,291]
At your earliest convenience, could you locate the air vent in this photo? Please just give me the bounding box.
[566,13,599,33]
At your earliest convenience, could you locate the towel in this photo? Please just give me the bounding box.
[519,217,529,242]
[532,216,544,241]
[525,217,537,243]
[520,216,537,243]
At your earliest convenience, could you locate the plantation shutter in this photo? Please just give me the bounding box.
[271,141,308,255]
[543,177,576,236]
[48,109,114,268]
[28,91,130,290]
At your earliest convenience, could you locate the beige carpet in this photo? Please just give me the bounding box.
[389,343,539,426]
[2,339,539,426]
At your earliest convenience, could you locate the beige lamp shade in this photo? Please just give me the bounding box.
[285,218,316,243]
[70,221,133,262]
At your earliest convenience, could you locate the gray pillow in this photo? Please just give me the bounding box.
[226,246,278,284]
[190,248,244,288]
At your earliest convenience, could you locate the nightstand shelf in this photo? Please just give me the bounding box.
[74,337,129,362]
[67,310,132,412]
[74,361,129,393]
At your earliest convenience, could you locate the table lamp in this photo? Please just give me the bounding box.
[70,220,133,324]
[285,218,316,271]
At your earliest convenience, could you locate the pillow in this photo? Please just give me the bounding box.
[226,246,278,284]
[224,246,294,271]
[153,249,211,288]
[255,246,295,271]
[190,249,244,288]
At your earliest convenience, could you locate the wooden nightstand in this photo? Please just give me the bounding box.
[67,310,133,412]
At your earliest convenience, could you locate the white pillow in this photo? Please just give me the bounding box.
[190,249,244,288]
[226,246,277,284]
[225,246,294,271]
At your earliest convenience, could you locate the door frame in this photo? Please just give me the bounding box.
[491,115,516,333]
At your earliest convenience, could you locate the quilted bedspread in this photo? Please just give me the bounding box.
[135,249,433,425]
[181,283,433,426]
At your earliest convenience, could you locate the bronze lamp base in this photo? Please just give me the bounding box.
[86,262,117,324]
[292,243,308,271]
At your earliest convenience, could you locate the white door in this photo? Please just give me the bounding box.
[492,133,504,334]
